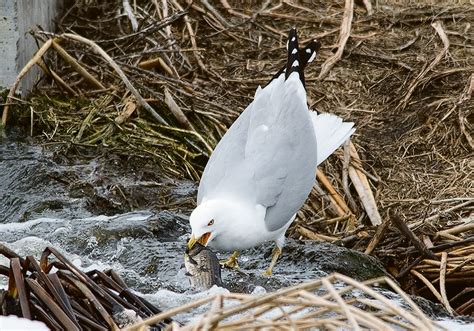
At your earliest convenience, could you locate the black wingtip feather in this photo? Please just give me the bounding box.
[301,39,321,65]
[267,29,321,88]
[285,28,303,85]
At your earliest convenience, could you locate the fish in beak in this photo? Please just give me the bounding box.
[188,232,211,249]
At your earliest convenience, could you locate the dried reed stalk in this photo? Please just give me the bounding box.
[125,273,443,331]
[318,0,354,79]
[398,21,450,110]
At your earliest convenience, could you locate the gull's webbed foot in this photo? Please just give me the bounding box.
[262,246,282,277]
[220,251,240,269]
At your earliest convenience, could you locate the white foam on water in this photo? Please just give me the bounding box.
[141,285,229,324]
[0,236,75,289]
[0,218,62,233]
[437,319,474,330]
[0,211,153,234]
[0,236,54,266]
[143,285,229,310]
[251,286,267,295]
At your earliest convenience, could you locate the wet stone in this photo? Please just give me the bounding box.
[219,239,389,293]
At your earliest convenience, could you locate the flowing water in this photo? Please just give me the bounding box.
[0,134,472,328]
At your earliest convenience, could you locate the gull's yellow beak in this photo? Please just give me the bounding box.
[188,232,211,249]
[188,235,198,249]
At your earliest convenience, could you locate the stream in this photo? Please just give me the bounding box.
[0,133,472,328]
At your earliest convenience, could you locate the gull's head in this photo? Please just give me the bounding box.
[187,199,232,249]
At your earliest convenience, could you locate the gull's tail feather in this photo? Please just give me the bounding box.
[310,112,355,165]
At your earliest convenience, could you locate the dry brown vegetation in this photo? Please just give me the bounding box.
[1,0,473,320]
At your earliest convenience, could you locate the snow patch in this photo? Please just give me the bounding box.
[0,315,50,331]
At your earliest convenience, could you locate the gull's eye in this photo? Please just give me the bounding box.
[207,219,214,226]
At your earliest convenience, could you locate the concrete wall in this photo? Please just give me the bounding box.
[0,0,62,95]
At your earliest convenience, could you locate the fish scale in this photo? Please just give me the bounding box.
[184,243,223,290]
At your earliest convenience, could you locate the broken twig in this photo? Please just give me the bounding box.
[318,0,353,79]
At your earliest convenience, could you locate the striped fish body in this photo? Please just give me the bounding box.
[184,243,223,290]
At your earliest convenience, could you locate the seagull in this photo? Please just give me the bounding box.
[188,28,355,276]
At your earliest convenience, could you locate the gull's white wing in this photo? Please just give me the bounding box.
[196,87,258,204]
[245,74,318,231]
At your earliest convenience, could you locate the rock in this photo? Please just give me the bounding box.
[221,239,389,293]
[279,240,388,280]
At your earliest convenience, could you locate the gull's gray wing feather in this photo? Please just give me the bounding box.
[196,87,261,204]
[245,74,318,231]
